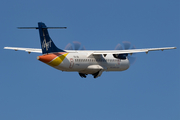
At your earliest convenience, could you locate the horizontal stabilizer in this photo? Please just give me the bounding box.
[18,27,67,29]
[4,47,42,53]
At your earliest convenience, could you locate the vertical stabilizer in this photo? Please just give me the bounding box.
[38,22,65,54]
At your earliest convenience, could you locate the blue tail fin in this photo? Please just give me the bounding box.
[38,22,65,54]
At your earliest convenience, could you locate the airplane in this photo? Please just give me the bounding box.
[4,22,176,78]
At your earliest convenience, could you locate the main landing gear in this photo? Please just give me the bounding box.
[79,73,87,78]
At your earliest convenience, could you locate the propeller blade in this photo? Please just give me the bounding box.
[115,43,123,50]
[81,46,86,50]
[73,41,81,50]
[128,56,137,65]
[130,45,137,55]
[64,43,73,50]
[123,41,131,50]
[131,45,136,49]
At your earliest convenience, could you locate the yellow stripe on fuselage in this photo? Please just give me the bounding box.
[48,53,68,66]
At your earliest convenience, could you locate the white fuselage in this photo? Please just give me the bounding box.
[53,51,130,74]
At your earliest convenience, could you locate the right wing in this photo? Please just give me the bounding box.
[92,47,176,55]
[4,47,42,53]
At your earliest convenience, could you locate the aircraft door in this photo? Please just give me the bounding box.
[69,58,74,68]
[117,59,120,65]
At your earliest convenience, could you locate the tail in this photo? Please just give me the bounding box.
[18,22,67,54]
[38,22,65,54]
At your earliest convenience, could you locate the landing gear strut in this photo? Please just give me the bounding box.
[92,70,103,78]
[79,73,87,78]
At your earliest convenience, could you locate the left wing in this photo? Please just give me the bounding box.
[4,47,42,53]
[92,47,176,55]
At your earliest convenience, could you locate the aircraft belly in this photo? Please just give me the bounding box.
[79,64,103,74]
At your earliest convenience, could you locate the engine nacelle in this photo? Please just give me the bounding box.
[113,54,128,60]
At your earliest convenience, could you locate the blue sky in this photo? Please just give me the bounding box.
[1,0,179,120]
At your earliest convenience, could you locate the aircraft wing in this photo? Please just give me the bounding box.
[4,47,42,53]
[4,46,176,55]
[92,47,176,55]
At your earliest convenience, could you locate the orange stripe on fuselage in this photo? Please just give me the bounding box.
[37,52,68,66]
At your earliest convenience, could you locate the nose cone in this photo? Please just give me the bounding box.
[37,52,68,66]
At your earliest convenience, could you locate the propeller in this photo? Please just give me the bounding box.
[64,41,86,50]
[115,41,137,65]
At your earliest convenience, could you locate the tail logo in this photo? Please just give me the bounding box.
[42,39,52,51]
